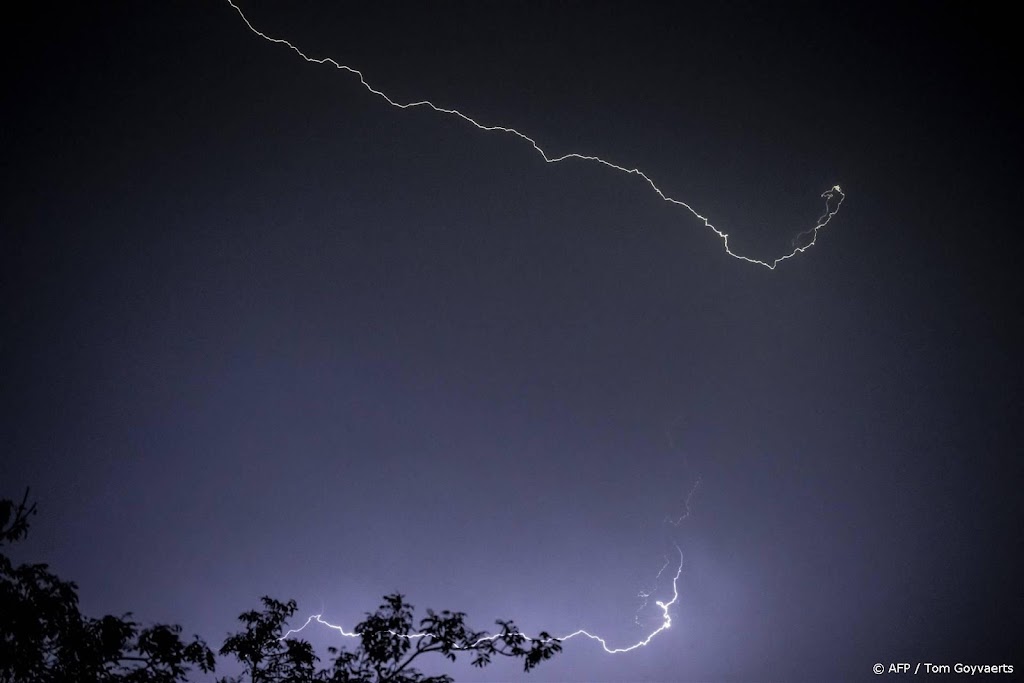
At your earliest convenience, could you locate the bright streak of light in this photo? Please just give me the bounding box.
[224,1,844,270]
[281,545,686,655]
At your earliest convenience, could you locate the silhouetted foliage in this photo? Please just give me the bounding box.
[322,593,562,683]
[218,597,318,683]
[1,490,215,683]
[3,491,562,682]
[0,489,37,546]
[218,593,562,683]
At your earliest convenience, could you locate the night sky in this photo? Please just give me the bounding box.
[2,2,1020,681]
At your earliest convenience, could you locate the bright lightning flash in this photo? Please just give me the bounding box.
[281,545,685,655]
[225,1,845,270]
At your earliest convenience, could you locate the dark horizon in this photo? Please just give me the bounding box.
[2,1,1020,681]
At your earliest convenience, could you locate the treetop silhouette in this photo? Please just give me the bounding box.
[2,490,562,682]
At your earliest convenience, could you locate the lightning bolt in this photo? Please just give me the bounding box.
[222,0,832,658]
[224,1,844,270]
[281,545,685,655]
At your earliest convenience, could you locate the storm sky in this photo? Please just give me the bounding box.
[2,2,1020,681]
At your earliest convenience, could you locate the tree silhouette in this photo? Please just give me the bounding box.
[1,490,216,683]
[322,593,562,683]
[3,490,563,682]
[218,597,319,683]
[218,593,562,683]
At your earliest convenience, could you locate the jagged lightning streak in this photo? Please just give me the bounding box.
[225,1,845,269]
[281,545,685,655]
